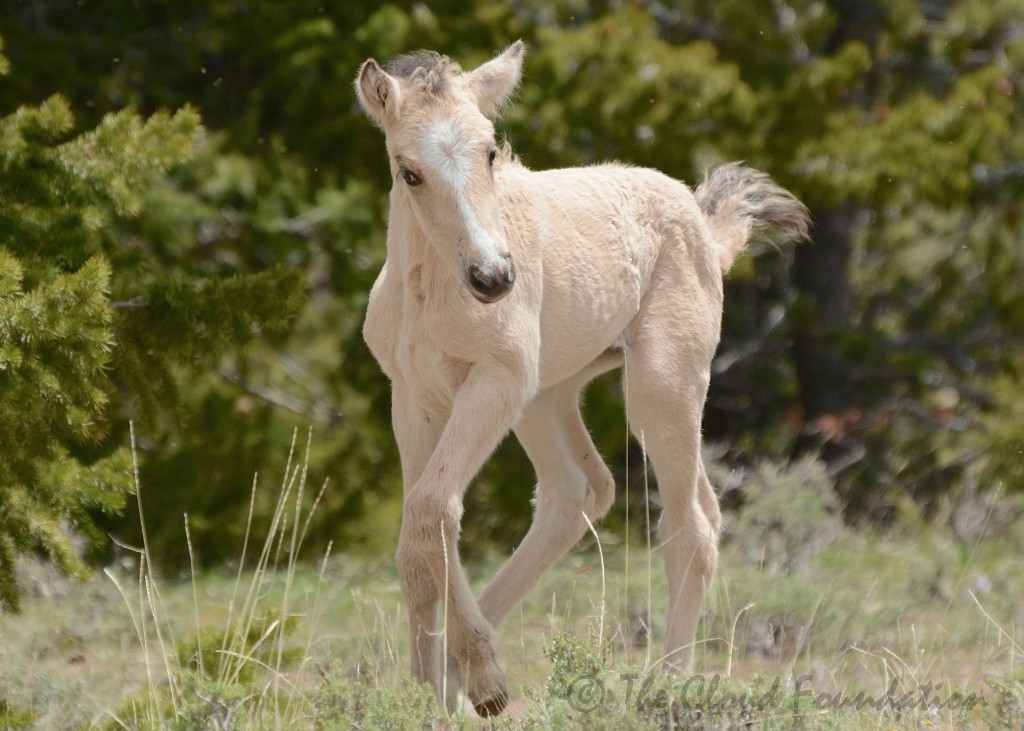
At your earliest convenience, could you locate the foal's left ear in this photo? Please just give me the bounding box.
[466,41,525,118]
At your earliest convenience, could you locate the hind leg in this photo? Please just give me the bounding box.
[624,300,722,671]
[476,374,617,628]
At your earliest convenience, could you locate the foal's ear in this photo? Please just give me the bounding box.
[355,59,403,128]
[466,41,525,118]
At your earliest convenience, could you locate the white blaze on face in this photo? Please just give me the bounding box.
[422,117,472,187]
[420,117,506,268]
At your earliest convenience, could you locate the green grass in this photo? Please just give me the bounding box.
[2,444,1022,729]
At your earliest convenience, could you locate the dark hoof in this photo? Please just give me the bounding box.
[473,690,510,717]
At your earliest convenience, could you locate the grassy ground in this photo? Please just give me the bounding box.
[2,456,1023,729]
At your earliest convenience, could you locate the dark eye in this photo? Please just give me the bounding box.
[400,169,422,187]
[488,149,498,167]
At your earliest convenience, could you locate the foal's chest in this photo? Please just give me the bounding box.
[394,310,471,413]
[366,263,485,413]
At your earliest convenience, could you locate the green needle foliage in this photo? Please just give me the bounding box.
[0,45,303,608]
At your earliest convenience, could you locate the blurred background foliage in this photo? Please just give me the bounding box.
[0,0,1022,593]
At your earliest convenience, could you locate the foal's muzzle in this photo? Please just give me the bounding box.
[467,257,516,303]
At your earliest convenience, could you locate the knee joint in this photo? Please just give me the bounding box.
[586,468,616,520]
[403,490,462,550]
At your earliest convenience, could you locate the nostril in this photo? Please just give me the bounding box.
[468,265,496,295]
[467,261,515,303]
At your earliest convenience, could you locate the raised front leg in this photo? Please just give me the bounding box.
[399,360,536,717]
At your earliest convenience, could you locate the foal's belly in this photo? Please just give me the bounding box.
[537,308,635,389]
[536,260,646,389]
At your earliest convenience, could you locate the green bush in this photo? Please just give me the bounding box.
[310,664,445,731]
[718,456,844,572]
[988,669,1024,730]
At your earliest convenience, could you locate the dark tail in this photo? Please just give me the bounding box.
[694,162,811,273]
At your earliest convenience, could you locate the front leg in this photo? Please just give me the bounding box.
[391,384,445,701]
[400,359,536,717]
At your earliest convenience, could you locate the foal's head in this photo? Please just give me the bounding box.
[356,43,524,303]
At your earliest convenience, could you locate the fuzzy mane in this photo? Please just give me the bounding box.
[384,51,461,95]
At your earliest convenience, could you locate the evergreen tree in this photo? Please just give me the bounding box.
[0,38,303,608]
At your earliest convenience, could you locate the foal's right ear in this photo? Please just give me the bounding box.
[355,59,403,128]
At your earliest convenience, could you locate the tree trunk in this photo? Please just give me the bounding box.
[790,204,857,451]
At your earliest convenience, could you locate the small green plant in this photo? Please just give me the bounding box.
[511,632,660,730]
[988,669,1024,730]
[543,630,606,692]
[0,696,35,729]
[310,661,445,730]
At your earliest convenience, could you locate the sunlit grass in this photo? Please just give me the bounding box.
[1,443,1022,729]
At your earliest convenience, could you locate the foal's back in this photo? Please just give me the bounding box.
[498,161,722,388]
